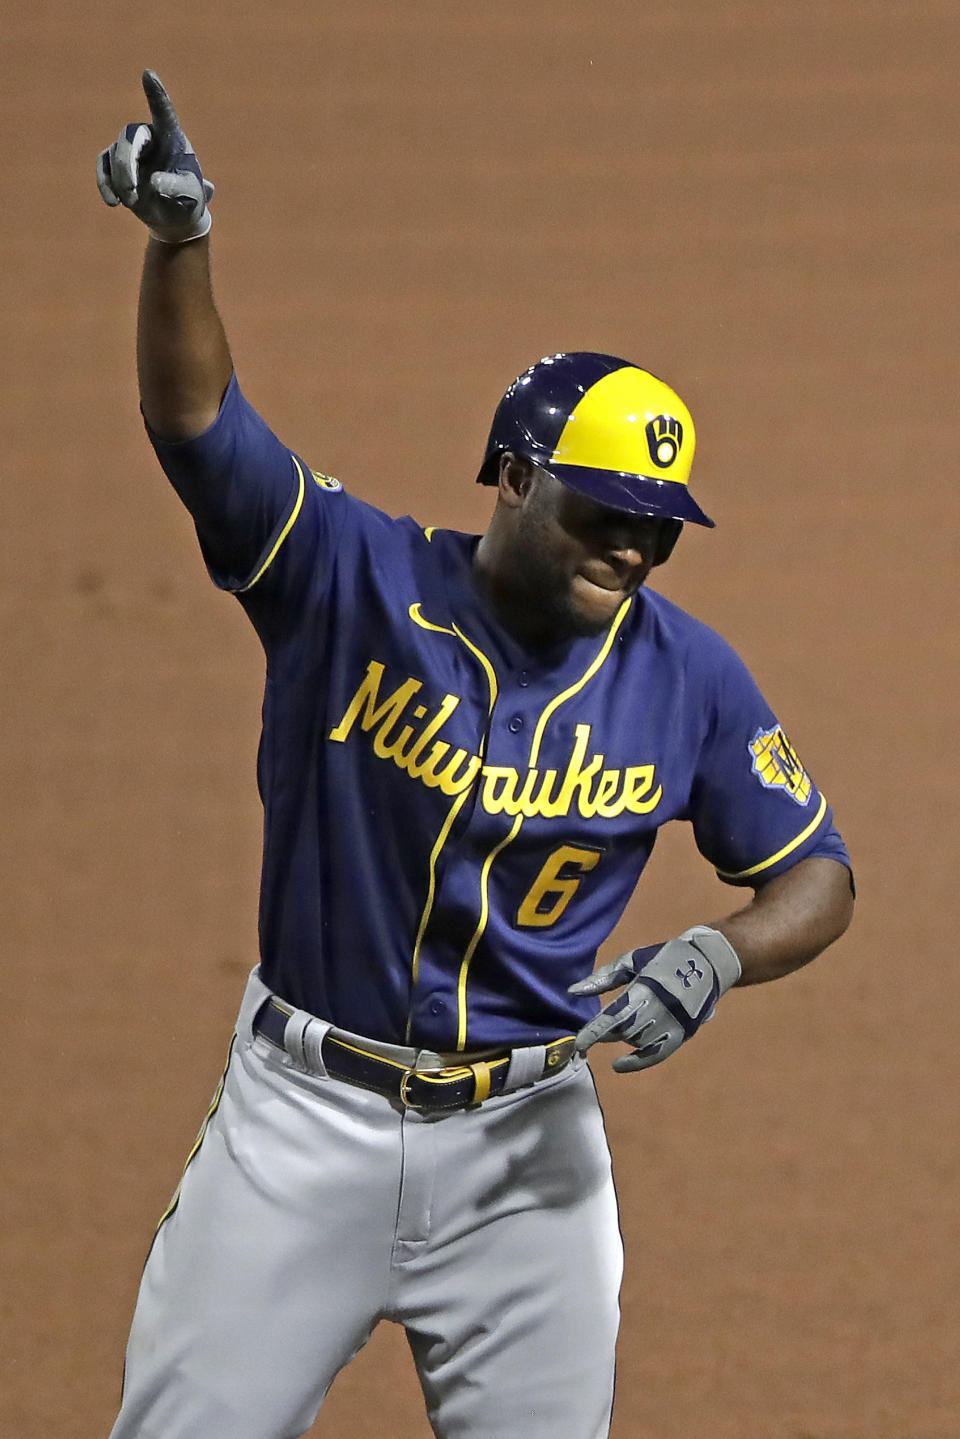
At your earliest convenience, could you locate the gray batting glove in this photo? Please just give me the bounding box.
[568,926,742,1073]
[96,70,214,243]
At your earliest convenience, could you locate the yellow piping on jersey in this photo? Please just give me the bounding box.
[408,604,500,712]
[529,598,631,765]
[453,598,632,1048]
[409,785,473,999]
[452,625,499,712]
[717,792,828,881]
[408,602,452,635]
[237,455,307,593]
[405,604,499,1043]
[455,812,524,1050]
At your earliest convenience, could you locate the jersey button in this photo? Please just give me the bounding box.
[428,998,445,1016]
[508,715,524,733]
[518,671,530,687]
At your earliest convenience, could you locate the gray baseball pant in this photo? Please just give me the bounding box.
[109,969,623,1439]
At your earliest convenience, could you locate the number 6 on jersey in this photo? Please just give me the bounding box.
[517,845,603,927]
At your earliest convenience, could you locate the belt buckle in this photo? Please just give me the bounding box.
[399,1067,423,1109]
[399,1062,478,1110]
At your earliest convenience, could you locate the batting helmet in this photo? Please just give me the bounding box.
[477,352,714,529]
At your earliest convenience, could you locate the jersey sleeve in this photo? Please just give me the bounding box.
[686,638,851,887]
[147,373,348,633]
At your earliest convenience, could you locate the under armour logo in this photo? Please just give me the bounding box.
[645,414,683,469]
[676,959,703,988]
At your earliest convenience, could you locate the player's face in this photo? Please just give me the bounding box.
[509,464,662,640]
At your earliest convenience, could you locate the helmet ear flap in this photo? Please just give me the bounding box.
[477,450,503,487]
[652,519,683,566]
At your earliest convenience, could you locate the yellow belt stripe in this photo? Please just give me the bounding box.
[265,1013,572,1091]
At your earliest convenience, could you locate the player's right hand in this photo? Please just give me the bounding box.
[96,70,214,243]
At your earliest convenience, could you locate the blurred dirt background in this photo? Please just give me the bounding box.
[3,2,959,1436]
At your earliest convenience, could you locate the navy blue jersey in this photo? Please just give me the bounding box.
[151,376,850,1050]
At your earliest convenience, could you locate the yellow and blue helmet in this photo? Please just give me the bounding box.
[477,352,714,527]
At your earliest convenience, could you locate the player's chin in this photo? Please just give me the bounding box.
[569,574,633,629]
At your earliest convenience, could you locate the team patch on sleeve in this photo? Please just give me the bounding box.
[748,725,812,806]
[311,470,342,492]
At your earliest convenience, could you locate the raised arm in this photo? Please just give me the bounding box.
[98,71,233,440]
[137,235,232,440]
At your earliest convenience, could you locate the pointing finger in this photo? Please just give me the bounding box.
[142,69,181,135]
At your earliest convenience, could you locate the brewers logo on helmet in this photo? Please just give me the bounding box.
[478,352,714,528]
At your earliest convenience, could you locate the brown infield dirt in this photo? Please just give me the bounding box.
[3,4,959,1437]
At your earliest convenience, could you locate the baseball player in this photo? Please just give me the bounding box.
[97,73,854,1439]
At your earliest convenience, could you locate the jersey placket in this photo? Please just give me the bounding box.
[407,598,634,1052]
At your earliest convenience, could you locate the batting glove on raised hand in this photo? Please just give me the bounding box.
[568,926,741,1073]
[96,70,214,242]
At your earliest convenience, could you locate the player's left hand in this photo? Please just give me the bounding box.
[568,926,741,1073]
[96,69,214,242]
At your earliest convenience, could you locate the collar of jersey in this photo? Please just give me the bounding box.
[425,526,641,678]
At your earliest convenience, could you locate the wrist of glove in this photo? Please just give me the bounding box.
[96,70,214,244]
[568,926,742,1074]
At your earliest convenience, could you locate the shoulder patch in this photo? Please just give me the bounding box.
[748,725,812,806]
[311,470,342,492]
